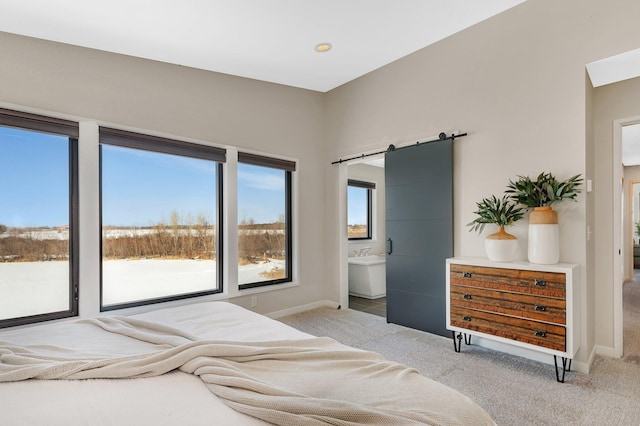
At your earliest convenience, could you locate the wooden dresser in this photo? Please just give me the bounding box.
[446,257,579,382]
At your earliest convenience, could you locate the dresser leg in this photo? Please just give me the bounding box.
[553,356,571,383]
[452,332,471,352]
[452,331,463,352]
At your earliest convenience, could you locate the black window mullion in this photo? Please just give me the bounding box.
[366,188,373,240]
[217,163,224,293]
[285,171,293,280]
[69,138,79,316]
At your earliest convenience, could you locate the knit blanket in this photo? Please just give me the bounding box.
[0,316,495,425]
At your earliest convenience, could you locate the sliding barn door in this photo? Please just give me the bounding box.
[385,140,453,337]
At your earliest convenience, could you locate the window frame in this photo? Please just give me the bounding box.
[347,179,375,241]
[238,152,294,290]
[98,127,225,311]
[0,108,79,328]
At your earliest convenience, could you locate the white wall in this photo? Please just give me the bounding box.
[0,30,327,317]
[324,0,640,366]
[347,163,386,256]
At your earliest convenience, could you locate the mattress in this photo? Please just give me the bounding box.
[0,301,495,425]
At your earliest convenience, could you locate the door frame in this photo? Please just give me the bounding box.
[338,162,349,309]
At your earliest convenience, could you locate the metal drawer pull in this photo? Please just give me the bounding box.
[534,279,547,287]
[463,272,472,278]
[534,304,547,312]
[463,294,472,300]
[534,330,547,338]
[463,315,472,322]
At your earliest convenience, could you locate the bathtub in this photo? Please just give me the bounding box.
[348,255,386,299]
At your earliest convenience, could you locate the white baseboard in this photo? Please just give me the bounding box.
[594,344,617,358]
[266,300,339,319]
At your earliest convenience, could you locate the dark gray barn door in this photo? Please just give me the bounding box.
[385,140,453,337]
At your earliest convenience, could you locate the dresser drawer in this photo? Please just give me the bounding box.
[450,306,566,351]
[450,264,566,298]
[450,284,566,325]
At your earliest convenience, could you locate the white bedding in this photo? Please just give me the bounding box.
[0,302,495,425]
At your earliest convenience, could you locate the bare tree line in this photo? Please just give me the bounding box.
[0,214,286,263]
[348,224,368,238]
[0,234,69,261]
[102,213,216,260]
[238,218,286,264]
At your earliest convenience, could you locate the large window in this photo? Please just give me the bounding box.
[99,128,225,310]
[0,109,79,328]
[347,179,374,240]
[237,152,294,289]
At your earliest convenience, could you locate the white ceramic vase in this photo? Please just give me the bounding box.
[485,226,517,262]
[528,207,560,264]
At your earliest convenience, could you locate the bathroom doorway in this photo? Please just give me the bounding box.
[621,123,640,359]
[346,156,386,318]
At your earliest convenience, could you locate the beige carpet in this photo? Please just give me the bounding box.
[278,282,640,426]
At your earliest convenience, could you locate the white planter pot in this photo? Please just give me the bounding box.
[528,224,559,264]
[484,226,518,262]
[485,238,518,262]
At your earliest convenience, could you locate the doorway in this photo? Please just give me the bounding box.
[624,177,640,358]
[346,156,387,318]
[627,180,640,280]
[614,120,640,358]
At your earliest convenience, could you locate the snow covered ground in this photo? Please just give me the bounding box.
[0,261,69,320]
[0,258,285,319]
[102,259,219,306]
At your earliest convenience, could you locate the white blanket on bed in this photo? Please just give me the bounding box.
[0,315,494,426]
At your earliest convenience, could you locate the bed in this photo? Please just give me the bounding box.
[0,301,495,425]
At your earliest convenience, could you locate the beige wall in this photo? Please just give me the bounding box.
[0,31,327,316]
[324,0,640,366]
[347,163,386,256]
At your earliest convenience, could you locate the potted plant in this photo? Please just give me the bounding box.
[506,172,582,264]
[468,194,525,262]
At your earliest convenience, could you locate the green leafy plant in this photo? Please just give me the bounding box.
[635,221,640,236]
[505,172,583,208]
[467,194,525,233]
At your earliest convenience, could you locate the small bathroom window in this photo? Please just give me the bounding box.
[347,179,375,240]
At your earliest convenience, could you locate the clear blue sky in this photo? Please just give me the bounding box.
[102,146,285,226]
[0,126,69,227]
[238,163,285,225]
[0,126,286,227]
[347,186,368,226]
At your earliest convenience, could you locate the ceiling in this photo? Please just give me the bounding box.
[0,0,527,92]
[586,48,640,88]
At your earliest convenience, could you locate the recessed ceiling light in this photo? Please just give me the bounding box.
[315,43,332,53]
